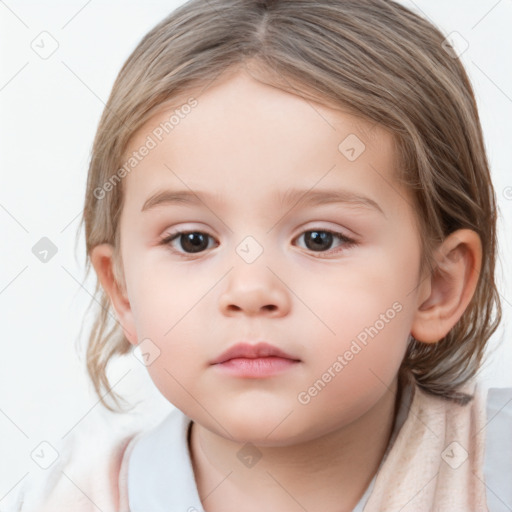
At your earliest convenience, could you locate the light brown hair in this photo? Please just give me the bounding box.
[78,0,502,411]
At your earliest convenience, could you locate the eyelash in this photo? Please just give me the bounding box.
[159,228,357,259]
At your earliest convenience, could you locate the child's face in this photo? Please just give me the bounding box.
[115,69,429,444]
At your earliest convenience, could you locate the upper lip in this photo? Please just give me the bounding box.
[211,342,300,365]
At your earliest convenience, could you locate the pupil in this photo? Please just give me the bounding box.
[182,232,207,253]
[306,231,332,251]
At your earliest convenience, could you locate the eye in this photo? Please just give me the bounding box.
[293,229,356,256]
[159,228,357,257]
[160,231,217,255]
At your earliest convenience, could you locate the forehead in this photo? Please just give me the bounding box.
[121,70,408,216]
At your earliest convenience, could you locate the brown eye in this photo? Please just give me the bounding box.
[294,229,356,256]
[303,231,335,251]
[161,231,215,254]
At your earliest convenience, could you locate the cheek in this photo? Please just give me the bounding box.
[297,244,418,384]
[141,320,208,412]
[127,268,209,366]
[125,256,200,337]
[304,250,417,337]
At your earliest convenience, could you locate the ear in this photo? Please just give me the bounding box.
[90,243,138,345]
[411,229,482,344]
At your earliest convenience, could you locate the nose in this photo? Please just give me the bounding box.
[218,263,292,317]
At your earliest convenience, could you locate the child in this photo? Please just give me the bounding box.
[7,0,511,510]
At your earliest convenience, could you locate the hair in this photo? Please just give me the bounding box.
[78,0,502,412]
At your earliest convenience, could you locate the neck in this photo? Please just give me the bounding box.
[189,377,401,512]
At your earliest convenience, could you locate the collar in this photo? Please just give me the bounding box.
[126,380,414,511]
[127,408,205,512]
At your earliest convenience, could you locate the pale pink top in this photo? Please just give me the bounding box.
[5,380,512,511]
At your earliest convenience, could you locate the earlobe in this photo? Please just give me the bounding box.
[90,243,138,345]
[410,229,482,344]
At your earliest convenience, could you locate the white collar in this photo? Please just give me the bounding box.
[127,382,414,511]
[128,408,205,512]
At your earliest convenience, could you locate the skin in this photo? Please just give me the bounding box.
[91,67,482,512]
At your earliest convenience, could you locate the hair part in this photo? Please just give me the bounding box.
[79,0,502,411]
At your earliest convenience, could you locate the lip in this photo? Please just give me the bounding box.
[210,342,300,365]
[210,342,301,378]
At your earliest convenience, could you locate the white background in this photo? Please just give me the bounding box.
[1,0,511,503]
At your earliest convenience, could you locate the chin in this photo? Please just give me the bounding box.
[210,407,316,447]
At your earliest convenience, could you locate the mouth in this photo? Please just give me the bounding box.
[210,342,301,378]
[210,341,300,364]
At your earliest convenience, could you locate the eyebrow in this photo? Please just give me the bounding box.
[277,188,385,216]
[141,187,385,216]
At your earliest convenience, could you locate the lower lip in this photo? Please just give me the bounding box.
[213,357,300,378]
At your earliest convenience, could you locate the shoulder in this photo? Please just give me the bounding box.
[5,420,142,512]
[409,380,512,434]
[361,381,511,510]
[410,379,489,416]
